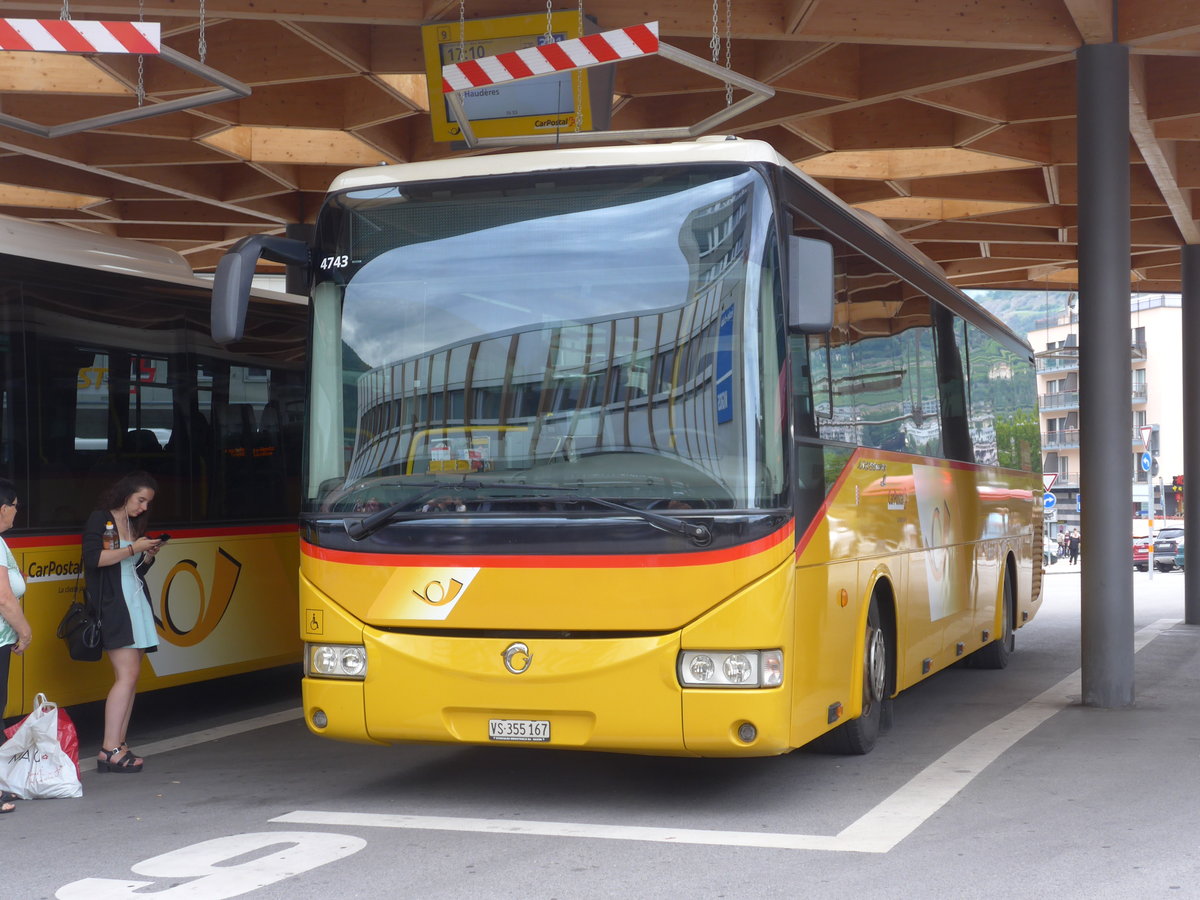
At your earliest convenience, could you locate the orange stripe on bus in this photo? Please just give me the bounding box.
[302,521,795,569]
[4,522,297,548]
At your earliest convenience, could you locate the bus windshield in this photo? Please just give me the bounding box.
[305,163,787,516]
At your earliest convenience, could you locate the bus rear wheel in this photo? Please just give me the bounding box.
[831,595,892,755]
[972,573,1014,669]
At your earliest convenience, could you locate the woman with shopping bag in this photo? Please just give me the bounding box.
[0,477,33,814]
[82,472,163,774]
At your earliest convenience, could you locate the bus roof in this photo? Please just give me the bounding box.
[330,136,790,191]
[0,213,304,305]
[0,213,196,283]
[329,137,1031,357]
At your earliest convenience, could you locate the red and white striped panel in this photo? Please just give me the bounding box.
[442,21,658,93]
[0,18,160,54]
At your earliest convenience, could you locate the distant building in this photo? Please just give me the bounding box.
[1028,294,1183,531]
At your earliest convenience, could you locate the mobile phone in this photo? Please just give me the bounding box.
[157,532,171,542]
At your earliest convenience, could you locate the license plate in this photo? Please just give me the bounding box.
[488,718,550,742]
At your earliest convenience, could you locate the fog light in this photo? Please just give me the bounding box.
[311,709,328,729]
[737,722,757,742]
[306,643,368,679]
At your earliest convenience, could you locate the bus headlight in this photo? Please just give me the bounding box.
[306,643,368,680]
[678,650,782,688]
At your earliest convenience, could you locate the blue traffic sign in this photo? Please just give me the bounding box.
[1043,492,1056,510]
[1141,451,1152,473]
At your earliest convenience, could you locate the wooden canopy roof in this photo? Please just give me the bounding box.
[0,1,1196,290]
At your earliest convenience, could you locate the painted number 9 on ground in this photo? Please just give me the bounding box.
[56,831,365,900]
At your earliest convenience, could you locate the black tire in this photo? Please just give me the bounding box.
[828,595,891,755]
[973,573,1014,669]
[1156,563,1173,573]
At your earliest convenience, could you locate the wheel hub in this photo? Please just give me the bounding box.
[865,627,887,703]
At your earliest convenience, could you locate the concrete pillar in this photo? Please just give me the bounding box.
[1182,246,1200,624]
[1077,42,1134,707]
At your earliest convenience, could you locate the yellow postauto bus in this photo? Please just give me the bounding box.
[214,138,1042,757]
[1,216,307,717]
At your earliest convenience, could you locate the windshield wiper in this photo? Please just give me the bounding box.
[555,495,711,546]
[343,480,576,540]
[343,482,472,540]
[343,480,711,546]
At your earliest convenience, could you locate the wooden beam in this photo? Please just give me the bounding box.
[898,221,1061,243]
[1061,0,1115,43]
[1144,57,1200,123]
[1128,56,1200,242]
[282,20,373,71]
[915,81,1008,123]
[859,45,1062,99]
[1121,2,1200,45]
[784,0,824,35]
[755,41,845,90]
[904,169,1049,203]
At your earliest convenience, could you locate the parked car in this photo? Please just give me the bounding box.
[1153,527,1185,572]
[1044,536,1059,567]
[1133,535,1151,571]
[1176,542,1186,571]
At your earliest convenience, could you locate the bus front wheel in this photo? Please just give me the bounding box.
[830,595,892,755]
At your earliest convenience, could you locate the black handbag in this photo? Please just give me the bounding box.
[57,563,102,662]
[57,600,102,662]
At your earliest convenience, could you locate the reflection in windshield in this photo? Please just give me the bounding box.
[307,165,786,514]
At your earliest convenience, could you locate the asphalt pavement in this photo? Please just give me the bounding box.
[4,567,1200,899]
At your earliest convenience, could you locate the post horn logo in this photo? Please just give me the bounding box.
[156,548,241,647]
[502,642,533,675]
[412,578,464,606]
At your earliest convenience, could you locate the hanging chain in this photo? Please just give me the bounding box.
[198,0,208,64]
[458,0,466,60]
[136,0,146,106]
[545,0,554,46]
[59,0,69,20]
[710,0,720,64]
[725,0,733,107]
[574,0,583,131]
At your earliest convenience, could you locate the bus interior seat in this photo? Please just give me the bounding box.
[126,428,163,453]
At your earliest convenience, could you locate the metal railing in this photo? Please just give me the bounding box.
[1039,385,1147,410]
[1040,391,1078,410]
[1042,429,1080,449]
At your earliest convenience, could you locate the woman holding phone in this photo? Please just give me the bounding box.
[82,471,163,773]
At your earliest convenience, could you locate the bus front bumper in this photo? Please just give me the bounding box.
[302,629,794,757]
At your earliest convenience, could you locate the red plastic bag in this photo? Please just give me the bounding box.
[4,694,81,778]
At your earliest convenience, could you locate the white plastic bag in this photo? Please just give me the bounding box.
[0,693,83,799]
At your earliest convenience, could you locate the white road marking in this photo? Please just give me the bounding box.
[273,619,1182,854]
[81,708,302,774]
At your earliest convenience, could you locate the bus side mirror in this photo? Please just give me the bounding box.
[211,235,310,343]
[787,235,834,333]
